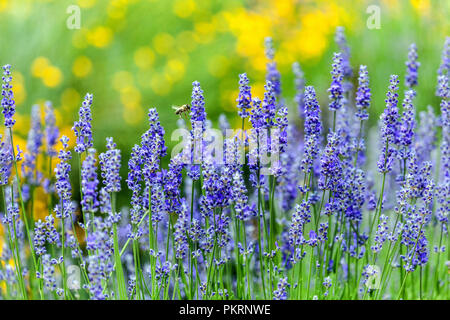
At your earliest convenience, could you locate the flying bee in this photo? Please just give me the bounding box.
[172,104,190,118]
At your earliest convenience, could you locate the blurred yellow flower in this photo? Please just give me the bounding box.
[164,58,185,82]
[0,0,10,12]
[41,65,63,88]
[32,188,48,222]
[153,33,174,55]
[87,26,113,48]
[77,0,97,8]
[31,57,50,78]
[31,57,63,87]
[173,0,196,19]
[72,56,93,78]
[194,21,216,44]
[410,0,430,14]
[59,126,76,149]
[134,47,155,69]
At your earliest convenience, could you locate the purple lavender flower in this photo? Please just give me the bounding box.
[405,43,420,88]
[73,93,94,154]
[262,80,276,128]
[218,113,230,136]
[236,73,252,119]
[293,62,306,117]
[85,216,114,299]
[39,254,58,292]
[127,144,144,225]
[416,106,437,164]
[307,230,319,247]
[189,81,207,179]
[301,86,322,174]
[248,98,264,187]
[319,132,342,191]
[0,133,12,186]
[22,104,43,184]
[200,163,232,218]
[33,215,60,255]
[371,215,388,253]
[45,101,59,158]
[437,75,449,179]
[274,104,288,155]
[273,277,289,300]
[265,37,281,97]
[328,53,344,112]
[190,81,207,125]
[232,170,251,221]
[99,187,111,214]
[304,86,322,137]
[250,97,264,131]
[164,153,185,215]
[355,65,371,121]
[335,27,352,79]
[54,136,73,219]
[377,75,400,173]
[81,148,99,214]
[397,90,416,162]
[1,65,16,128]
[288,200,311,248]
[437,37,449,95]
[341,168,366,222]
[323,276,332,297]
[99,137,122,193]
[173,199,189,259]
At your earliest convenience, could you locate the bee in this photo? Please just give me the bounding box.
[172,104,190,118]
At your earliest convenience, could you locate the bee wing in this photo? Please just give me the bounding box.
[171,106,178,110]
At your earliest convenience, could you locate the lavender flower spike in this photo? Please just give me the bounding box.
[22,104,43,184]
[45,101,59,158]
[73,93,94,154]
[355,65,371,121]
[335,26,353,79]
[1,64,16,128]
[328,52,344,112]
[264,37,281,97]
[81,148,99,214]
[293,62,306,118]
[405,43,420,88]
[54,136,73,219]
[99,137,122,193]
[377,75,400,174]
[236,73,252,119]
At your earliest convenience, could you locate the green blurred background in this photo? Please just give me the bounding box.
[0,0,448,209]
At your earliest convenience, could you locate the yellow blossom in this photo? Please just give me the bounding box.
[41,65,63,88]
[31,57,50,78]
[77,0,97,8]
[87,26,113,48]
[72,56,93,78]
[173,0,196,18]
